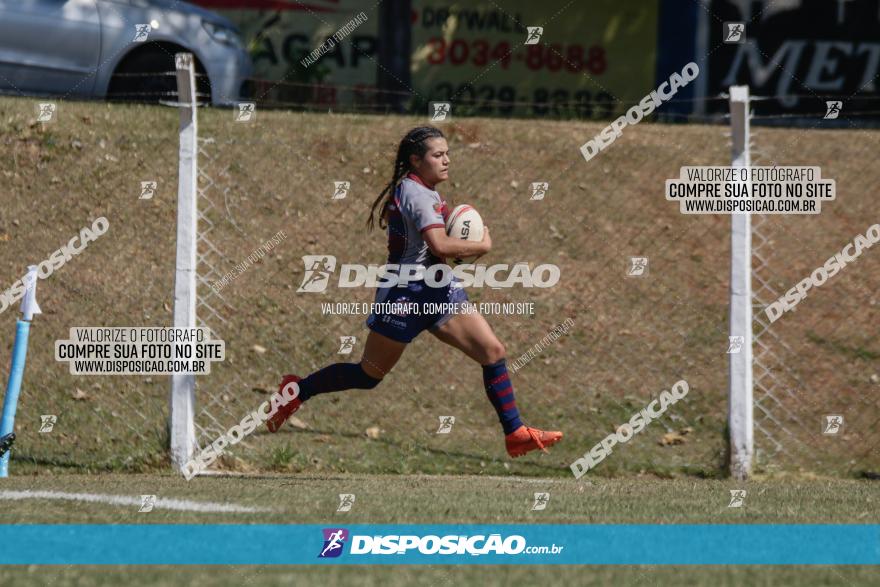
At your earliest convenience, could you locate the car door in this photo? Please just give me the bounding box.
[0,0,101,97]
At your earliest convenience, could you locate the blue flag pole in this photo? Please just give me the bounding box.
[0,266,41,477]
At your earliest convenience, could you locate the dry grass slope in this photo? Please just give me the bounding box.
[0,97,877,478]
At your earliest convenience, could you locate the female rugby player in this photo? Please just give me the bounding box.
[266,126,562,458]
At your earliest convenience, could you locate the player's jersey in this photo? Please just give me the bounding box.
[384,172,450,271]
[368,172,467,342]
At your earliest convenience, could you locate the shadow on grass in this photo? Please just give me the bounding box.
[259,426,566,475]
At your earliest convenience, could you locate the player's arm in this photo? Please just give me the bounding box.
[423,226,491,258]
[402,190,492,258]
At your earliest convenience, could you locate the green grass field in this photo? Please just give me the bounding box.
[1,96,879,584]
[1,95,877,479]
[2,474,878,524]
[2,565,877,587]
[0,475,878,585]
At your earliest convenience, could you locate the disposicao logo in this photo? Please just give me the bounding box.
[319,528,349,558]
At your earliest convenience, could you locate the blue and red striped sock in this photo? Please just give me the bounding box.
[482,359,523,435]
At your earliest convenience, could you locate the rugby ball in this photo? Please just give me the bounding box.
[445,204,484,265]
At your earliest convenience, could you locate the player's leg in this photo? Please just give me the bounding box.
[429,311,562,456]
[299,329,406,399]
[430,311,519,431]
[266,331,406,432]
[299,331,406,401]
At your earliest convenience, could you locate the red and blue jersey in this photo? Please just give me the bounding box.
[384,172,449,268]
[367,173,468,343]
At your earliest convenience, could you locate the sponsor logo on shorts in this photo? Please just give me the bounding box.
[380,315,408,329]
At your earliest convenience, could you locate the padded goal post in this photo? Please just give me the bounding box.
[727,85,753,481]
[169,53,198,472]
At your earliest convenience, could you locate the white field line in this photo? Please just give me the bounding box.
[0,490,271,513]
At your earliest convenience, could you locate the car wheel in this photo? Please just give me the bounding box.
[107,45,212,104]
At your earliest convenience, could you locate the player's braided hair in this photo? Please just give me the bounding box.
[366,126,445,232]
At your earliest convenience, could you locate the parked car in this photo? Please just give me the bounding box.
[0,0,253,105]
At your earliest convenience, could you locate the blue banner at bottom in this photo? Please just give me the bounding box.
[0,524,877,565]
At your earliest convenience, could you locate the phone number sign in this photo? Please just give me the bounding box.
[412,0,659,118]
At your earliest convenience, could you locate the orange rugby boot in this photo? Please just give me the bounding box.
[505,425,563,458]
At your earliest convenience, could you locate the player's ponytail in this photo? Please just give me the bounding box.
[367,126,445,231]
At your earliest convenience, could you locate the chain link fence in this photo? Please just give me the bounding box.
[0,90,183,470]
[1,63,878,477]
[184,96,736,478]
[748,108,880,476]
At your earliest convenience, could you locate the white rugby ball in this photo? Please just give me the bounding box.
[445,204,484,265]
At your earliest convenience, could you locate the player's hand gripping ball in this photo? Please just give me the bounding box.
[445,204,485,266]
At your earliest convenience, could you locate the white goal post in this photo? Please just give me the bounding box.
[727,85,754,481]
[164,65,759,480]
[169,53,198,472]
